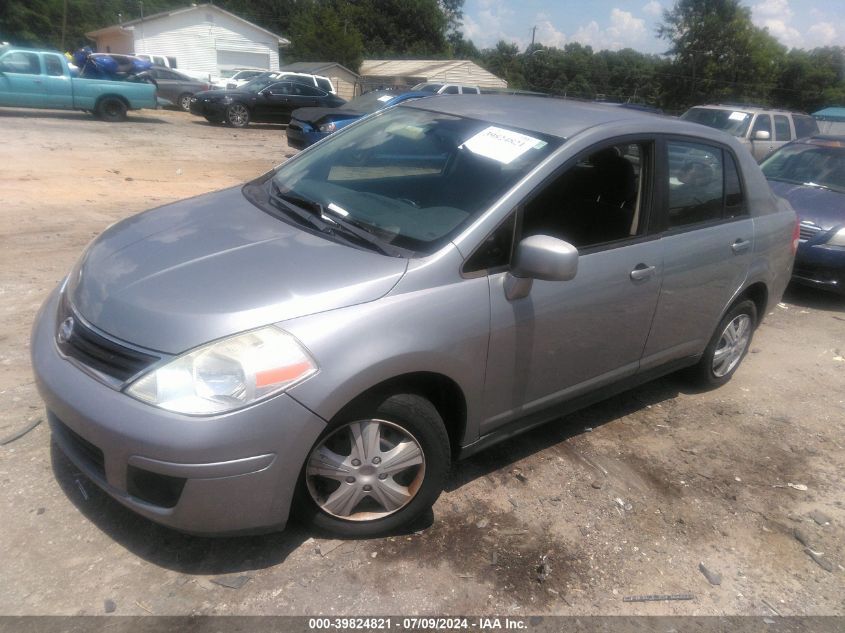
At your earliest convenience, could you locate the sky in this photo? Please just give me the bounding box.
[460,0,845,54]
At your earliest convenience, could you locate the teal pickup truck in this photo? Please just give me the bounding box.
[0,46,157,121]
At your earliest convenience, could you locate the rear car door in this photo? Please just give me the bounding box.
[640,138,753,370]
[480,138,664,433]
[42,53,73,109]
[0,50,46,107]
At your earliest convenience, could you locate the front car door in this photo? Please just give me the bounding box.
[640,137,753,370]
[750,114,774,161]
[479,138,664,433]
[253,81,294,122]
[0,50,46,107]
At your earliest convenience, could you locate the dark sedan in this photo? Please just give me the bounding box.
[286,90,429,149]
[147,66,211,112]
[190,77,345,128]
[761,135,845,294]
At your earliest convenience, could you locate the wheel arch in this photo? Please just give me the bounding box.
[328,371,468,458]
[94,93,130,110]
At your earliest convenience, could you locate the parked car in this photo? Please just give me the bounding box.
[275,72,336,95]
[189,77,345,127]
[33,98,796,538]
[147,66,210,111]
[681,104,819,162]
[213,68,267,90]
[761,135,845,294]
[412,82,481,94]
[287,89,429,149]
[0,45,157,121]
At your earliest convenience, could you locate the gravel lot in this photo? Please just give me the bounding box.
[1,107,843,617]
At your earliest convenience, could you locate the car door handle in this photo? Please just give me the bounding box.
[630,264,656,281]
[731,239,751,254]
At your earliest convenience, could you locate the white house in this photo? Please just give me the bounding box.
[86,3,288,78]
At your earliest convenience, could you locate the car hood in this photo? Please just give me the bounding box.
[768,180,845,230]
[292,107,363,124]
[67,186,408,354]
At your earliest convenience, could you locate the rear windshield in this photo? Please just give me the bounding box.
[263,107,562,255]
[681,107,753,137]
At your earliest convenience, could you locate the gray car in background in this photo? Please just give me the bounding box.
[147,65,211,111]
[32,97,797,537]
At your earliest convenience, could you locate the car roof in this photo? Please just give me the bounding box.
[406,95,717,141]
[689,104,809,115]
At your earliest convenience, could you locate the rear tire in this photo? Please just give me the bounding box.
[95,97,127,122]
[687,299,757,388]
[297,393,451,538]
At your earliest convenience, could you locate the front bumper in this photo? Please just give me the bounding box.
[32,288,327,535]
[285,121,325,150]
[793,241,845,294]
[189,98,226,119]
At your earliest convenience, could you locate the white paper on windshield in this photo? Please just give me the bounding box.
[377,95,393,102]
[729,111,748,121]
[461,126,542,164]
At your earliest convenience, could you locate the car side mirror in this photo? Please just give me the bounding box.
[504,235,578,301]
[754,130,771,141]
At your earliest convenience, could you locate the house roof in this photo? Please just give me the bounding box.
[86,3,289,45]
[359,59,507,88]
[280,61,359,78]
[813,107,845,122]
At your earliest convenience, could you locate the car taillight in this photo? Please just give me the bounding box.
[791,217,800,255]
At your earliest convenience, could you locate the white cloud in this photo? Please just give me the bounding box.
[535,17,567,48]
[642,1,663,18]
[572,9,648,51]
[807,22,837,45]
[751,0,803,48]
[461,0,520,48]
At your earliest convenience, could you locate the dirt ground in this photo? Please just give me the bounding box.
[0,107,843,617]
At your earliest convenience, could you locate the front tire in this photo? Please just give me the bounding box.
[95,97,127,122]
[178,93,193,112]
[225,103,250,127]
[298,393,451,538]
[687,299,757,387]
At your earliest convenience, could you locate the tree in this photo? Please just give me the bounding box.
[657,0,786,109]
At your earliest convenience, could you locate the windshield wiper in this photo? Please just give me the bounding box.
[269,183,402,256]
[802,181,832,191]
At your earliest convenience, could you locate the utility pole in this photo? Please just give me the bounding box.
[60,0,68,51]
[529,25,536,52]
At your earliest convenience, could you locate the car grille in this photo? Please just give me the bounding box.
[56,294,159,383]
[799,222,823,241]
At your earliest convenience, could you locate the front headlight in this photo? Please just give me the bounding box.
[318,121,337,133]
[827,227,845,247]
[125,326,317,415]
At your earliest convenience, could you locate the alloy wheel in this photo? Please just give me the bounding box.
[305,419,426,521]
[712,313,751,378]
[227,104,248,126]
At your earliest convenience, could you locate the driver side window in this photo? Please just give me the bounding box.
[520,141,652,249]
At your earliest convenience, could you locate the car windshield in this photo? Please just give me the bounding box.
[262,106,561,255]
[413,83,443,93]
[344,91,402,114]
[681,107,753,137]
[761,142,845,193]
[239,77,276,92]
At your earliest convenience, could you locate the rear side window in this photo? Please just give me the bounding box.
[724,152,746,218]
[793,115,819,138]
[774,115,791,141]
[667,141,746,226]
[667,141,725,227]
[44,55,64,76]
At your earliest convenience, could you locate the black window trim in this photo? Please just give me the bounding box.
[460,134,659,277]
[658,134,749,237]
